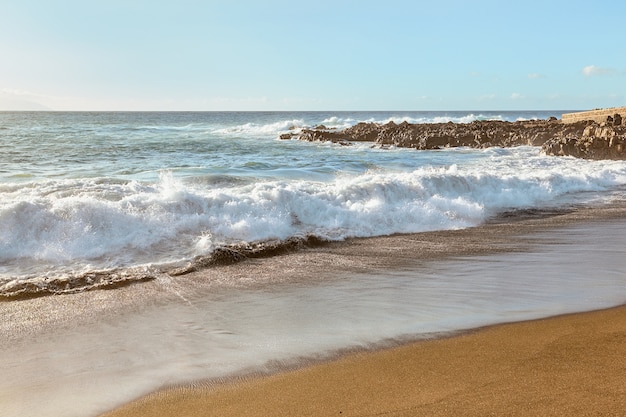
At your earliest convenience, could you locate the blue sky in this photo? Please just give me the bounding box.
[1,0,624,111]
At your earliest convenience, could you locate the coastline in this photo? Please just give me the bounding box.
[97,204,626,417]
[3,203,626,417]
[100,304,626,417]
[4,202,624,345]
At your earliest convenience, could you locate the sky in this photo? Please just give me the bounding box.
[0,0,624,111]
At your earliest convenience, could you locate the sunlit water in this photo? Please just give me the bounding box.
[2,220,626,417]
[3,111,626,292]
[3,111,626,416]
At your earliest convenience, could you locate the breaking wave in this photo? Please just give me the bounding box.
[2,146,626,298]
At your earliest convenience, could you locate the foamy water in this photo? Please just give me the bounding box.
[2,220,626,417]
[3,111,626,295]
[3,111,626,417]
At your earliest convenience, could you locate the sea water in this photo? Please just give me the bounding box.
[2,110,626,294]
[3,111,626,417]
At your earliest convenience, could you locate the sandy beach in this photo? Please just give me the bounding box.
[3,3,626,414]
[101,305,626,417]
[3,204,626,417]
[97,206,626,417]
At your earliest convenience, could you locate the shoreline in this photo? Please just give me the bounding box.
[0,204,589,345]
[3,203,626,417]
[100,304,626,417]
[97,204,626,417]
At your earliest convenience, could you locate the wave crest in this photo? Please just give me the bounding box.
[0,267,159,300]
[2,148,626,284]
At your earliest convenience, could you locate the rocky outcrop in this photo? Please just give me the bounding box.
[542,123,626,160]
[289,116,626,160]
[296,118,564,150]
[288,114,626,160]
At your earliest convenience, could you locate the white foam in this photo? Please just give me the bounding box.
[3,220,626,417]
[147,113,534,146]
[319,116,356,129]
[212,114,510,139]
[353,114,506,126]
[2,147,626,282]
[214,119,307,137]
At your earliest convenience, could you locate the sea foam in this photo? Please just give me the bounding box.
[2,147,626,287]
[1,111,624,295]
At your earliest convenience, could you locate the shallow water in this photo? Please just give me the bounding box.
[2,220,626,417]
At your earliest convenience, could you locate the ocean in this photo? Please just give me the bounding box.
[3,110,626,293]
[2,111,626,417]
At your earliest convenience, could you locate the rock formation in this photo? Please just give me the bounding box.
[542,121,626,160]
[296,119,566,150]
[284,115,626,160]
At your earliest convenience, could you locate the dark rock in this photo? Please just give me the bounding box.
[343,122,381,142]
[614,113,623,126]
[298,129,351,144]
[303,119,562,149]
[294,117,626,160]
[542,123,626,160]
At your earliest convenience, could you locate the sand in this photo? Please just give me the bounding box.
[100,305,626,417]
[4,204,625,345]
[3,204,626,417]
[99,206,626,417]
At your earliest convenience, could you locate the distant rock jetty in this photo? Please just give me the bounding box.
[280,109,626,160]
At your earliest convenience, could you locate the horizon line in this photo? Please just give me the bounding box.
[0,108,582,113]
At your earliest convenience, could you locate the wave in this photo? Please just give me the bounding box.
[2,151,626,288]
[0,236,333,299]
[358,113,507,125]
[320,111,553,127]
[210,113,523,139]
[0,267,159,300]
[213,119,308,137]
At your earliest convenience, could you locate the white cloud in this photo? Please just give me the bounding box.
[510,93,524,100]
[528,73,544,79]
[582,65,615,77]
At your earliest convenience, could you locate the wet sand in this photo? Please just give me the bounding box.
[98,206,626,417]
[3,204,626,417]
[0,206,587,345]
[101,305,626,417]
